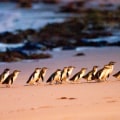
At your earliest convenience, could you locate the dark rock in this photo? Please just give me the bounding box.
[0,48,52,62]
[42,0,60,4]
[75,52,85,56]
[18,0,32,8]
[60,1,85,13]
[62,46,75,50]
[22,41,46,50]
[28,53,52,59]
[109,41,120,46]
[37,18,85,48]
[0,49,26,62]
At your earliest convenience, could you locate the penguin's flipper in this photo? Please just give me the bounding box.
[83,74,87,79]
[2,77,9,84]
[41,75,44,82]
[113,71,120,77]
[67,72,69,78]
[107,74,110,78]
[26,74,33,84]
[0,75,4,83]
[46,73,54,83]
[94,71,100,80]
[69,74,77,81]
[0,75,2,82]
[11,77,14,84]
[113,73,117,77]
[91,73,95,80]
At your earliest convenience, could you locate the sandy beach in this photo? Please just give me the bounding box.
[0,47,120,120]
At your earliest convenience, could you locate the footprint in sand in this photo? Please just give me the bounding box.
[30,107,35,110]
[58,97,77,100]
[59,97,68,99]
[39,106,53,109]
[103,97,113,99]
[68,97,76,100]
[103,97,117,103]
[106,100,117,103]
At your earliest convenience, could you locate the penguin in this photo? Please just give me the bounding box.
[36,67,48,84]
[99,61,115,81]
[113,71,120,80]
[107,61,116,78]
[83,66,98,82]
[26,68,41,85]
[67,66,75,78]
[0,68,10,84]
[61,67,68,83]
[2,70,20,87]
[69,68,87,82]
[94,65,111,82]
[46,69,61,84]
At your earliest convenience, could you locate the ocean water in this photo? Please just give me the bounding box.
[0,2,67,33]
[0,2,120,52]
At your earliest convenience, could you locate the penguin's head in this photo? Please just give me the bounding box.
[93,66,99,69]
[13,70,21,75]
[4,68,10,73]
[68,66,75,68]
[4,68,10,71]
[104,65,110,69]
[68,66,75,71]
[35,68,41,72]
[108,61,116,65]
[94,66,99,68]
[81,68,87,71]
[43,67,48,74]
[14,70,21,72]
[63,67,68,70]
[56,69,61,74]
[42,67,48,71]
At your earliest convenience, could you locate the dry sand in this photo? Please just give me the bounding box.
[0,47,120,120]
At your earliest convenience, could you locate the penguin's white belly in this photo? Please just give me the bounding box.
[55,75,60,81]
[13,74,18,81]
[88,74,92,81]
[4,72,9,80]
[68,70,72,76]
[62,72,67,79]
[34,73,39,81]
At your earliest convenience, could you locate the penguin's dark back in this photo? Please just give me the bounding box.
[46,72,55,83]
[2,74,13,84]
[26,72,35,83]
